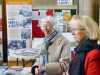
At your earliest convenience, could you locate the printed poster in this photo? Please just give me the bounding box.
[6,0,32,50]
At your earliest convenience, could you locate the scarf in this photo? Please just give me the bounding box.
[40,31,58,66]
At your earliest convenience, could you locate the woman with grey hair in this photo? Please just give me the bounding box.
[69,15,100,75]
[31,16,70,75]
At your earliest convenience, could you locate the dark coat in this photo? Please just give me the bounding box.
[69,39,100,75]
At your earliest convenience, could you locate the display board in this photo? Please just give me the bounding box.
[6,0,32,50]
[32,9,77,37]
[32,0,78,38]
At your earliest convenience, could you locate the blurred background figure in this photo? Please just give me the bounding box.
[69,15,100,75]
[31,16,70,75]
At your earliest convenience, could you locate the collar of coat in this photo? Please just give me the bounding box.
[74,38,100,53]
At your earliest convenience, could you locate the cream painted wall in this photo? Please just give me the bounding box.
[79,0,99,24]
[79,0,93,17]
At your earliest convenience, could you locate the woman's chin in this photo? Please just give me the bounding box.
[75,39,80,43]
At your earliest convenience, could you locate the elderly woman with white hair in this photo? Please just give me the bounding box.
[69,15,100,75]
[31,16,70,75]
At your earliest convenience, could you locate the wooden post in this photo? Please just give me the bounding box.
[2,0,8,64]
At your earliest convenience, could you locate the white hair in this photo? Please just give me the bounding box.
[70,15,100,44]
[39,16,56,29]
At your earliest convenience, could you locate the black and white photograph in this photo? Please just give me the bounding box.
[18,6,32,28]
[8,40,26,50]
[21,29,32,39]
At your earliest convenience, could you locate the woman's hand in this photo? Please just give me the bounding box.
[31,65,40,75]
[31,65,45,75]
[35,67,40,75]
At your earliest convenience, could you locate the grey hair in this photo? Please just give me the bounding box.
[39,16,56,29]
[70,15,100,44]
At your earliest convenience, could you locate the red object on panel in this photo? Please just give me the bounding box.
[46,9,53,16]
[32,20,45,38]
